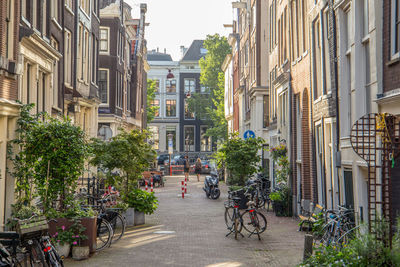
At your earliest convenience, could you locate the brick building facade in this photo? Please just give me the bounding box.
[0,0,20,230]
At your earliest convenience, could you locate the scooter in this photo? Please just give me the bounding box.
[203,171,220,199]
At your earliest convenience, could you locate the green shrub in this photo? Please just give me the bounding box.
[269,192,283,202]
[122,189,158,215]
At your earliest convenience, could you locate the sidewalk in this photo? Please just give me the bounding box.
[65,175,305,267]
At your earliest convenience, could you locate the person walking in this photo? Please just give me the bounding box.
[195,157,202,182]
[184,156,190,182]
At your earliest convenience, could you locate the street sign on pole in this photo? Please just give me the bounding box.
[168,139,173,154]
[244,130,256,140]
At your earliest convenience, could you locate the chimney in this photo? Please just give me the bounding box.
[164,48,166,54]
[157,47,159,52]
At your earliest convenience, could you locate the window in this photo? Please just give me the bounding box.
[391,0,400,57]
[166,79,176,93]
[263,95,269,128]
[66,0,72,9]
[313,18,323,99]
[251,4,256,31]
[92,0,98,16]
[184,99,194,119]
[165,100,176,117]
[184,126,195,152]
[85,30,89,82]
[37,71,47,113]
[302,0,307,51]
[100,27,109,54]
[184,79,196,93]
[21,0,31,22]
[323,12,331,93]
[98,69,109,104]
[200,126,211,152]
[154,79,160,93]
[92,36,98,84]
[345,9,351,50]
[149,126,159,150]
[365,42,371,113]
[244,42,249,66]
[151,99,160,117]
[116,72,123,108]
[362,0,369,38]
[315,123,326,206]
[80,0,90,15]
[166,126,176,150]
[6,0,15,60]
[51,0,59,21]
[51,38,59,108]
[279,91,288,126]
[64,30,72,85]
[200,85,207,93]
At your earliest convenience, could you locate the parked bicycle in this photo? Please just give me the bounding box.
[225,186,268,240]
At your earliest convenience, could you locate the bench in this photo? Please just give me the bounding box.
[299,203,325,232]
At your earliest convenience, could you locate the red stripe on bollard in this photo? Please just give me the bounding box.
[181,180,184,199]
[151,178,154,193]
[145,180,148,191]
[184,177,187,194]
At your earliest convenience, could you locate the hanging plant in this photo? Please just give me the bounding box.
[269,144,287,161]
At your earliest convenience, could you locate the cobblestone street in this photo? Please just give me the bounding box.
[66,175,305,267]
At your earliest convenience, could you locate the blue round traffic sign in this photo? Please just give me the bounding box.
[244,130,256,140]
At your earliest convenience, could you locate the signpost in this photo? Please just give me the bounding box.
[168,134,173,175]
[244,130,256,140]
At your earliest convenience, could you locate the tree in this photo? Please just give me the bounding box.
[90,129,156,195]
[8,103,88,212]
[215,133,264,186]
[146,79,158,123]
[187,34,231,143]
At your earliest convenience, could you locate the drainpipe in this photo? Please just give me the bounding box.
[288,71,293,215]
[329,0,341,205]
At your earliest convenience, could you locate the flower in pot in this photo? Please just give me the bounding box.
[51,225,74,258]
[69,220,89,261]
[122,189,158,226]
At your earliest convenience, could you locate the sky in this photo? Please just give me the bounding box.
[126,0,234,61]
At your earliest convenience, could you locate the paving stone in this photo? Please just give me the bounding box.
[65,175,305,267]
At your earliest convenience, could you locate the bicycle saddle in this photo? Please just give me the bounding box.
[231,197,242,201]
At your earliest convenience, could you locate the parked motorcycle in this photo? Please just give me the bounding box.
[203,171,220,199]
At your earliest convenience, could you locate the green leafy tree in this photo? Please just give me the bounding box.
[146,79,158,123]
[8,103,88,212]
[90,129,156,195]
[215,133,264,186]
[187,34,231,142]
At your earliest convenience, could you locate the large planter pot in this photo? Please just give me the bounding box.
[54,243,70,258]
[134,210,145,225]
[124,208,135,227]
[71,246,89,260]
[272,201,288,217]
[48,217,97,254]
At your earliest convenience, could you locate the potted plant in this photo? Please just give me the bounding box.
[122,188,158,225]
[70,220,89,261]
[51,225,73,258]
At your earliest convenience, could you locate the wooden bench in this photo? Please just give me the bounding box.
[299,203,325,232]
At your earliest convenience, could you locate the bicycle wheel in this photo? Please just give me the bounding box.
[241,210,267,234]
[29,239,47,267]
[109,213,126,243]
[96,219,113,251]
[224,207,234,229]
[320,222,335,246]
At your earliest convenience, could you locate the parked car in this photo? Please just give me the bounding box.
[164,154,186,165]
[157,154,169,166]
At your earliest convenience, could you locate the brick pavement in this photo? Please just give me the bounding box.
[65,175,305,267]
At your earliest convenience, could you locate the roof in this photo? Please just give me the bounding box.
[146,52,173,62]
[181,40,206,62]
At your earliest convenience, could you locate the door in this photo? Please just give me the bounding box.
[343,170,354,209]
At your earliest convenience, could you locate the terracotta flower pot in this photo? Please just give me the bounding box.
[72,246,89,260]
[54,243,70,258]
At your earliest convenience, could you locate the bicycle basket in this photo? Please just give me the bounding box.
[230,189,248,210]
[16,216,48,236]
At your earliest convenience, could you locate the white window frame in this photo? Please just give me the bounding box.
[184,79,196,94]
[100,27,110,55]
[391,0,400,59]
[184,125,196,152]
[98,68,109,106]
[184,99,195,120]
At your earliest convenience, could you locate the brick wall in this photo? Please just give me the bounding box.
[383,0,400,93]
